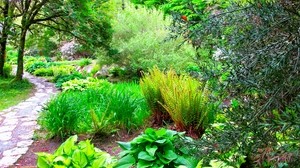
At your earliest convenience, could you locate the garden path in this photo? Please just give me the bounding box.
[0,72,57,167]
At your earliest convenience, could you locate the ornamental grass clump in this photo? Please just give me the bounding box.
[140,67,171,126]
[160,69,216,137]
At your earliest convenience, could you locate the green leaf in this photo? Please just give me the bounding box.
[137,160,154,168]
[92,157,106,167]
[155,128,167,137]
[163,150,178,161]
[157,152,171,164]
[36,155,51,168]
[138,151,156,161]
[72,149,88,167]
[146,145,158,157]
[117,141,131,150]
[79,140,95,160]
[175,156,198,168]
[53,165,66,168]
[155,139,166,144]
[53,156,71,166]
[115,154,135,168]
[56,135,77,156]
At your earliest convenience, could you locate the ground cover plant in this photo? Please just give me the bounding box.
[0,77,34,111]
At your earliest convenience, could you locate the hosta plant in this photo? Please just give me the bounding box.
[36,135,116,168]
[115,128,198,168]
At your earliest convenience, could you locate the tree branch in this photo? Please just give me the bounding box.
[32,12,66,24]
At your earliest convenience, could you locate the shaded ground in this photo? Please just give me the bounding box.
[14,130,143,167]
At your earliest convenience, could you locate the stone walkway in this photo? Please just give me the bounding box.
[0,72,57,168]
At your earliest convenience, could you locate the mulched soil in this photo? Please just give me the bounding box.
[13,130,144,168]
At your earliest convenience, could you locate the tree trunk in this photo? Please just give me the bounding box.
[0,0,10,77]
[15,28,28,81]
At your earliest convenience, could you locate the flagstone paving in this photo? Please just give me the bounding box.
[0,72,57,168]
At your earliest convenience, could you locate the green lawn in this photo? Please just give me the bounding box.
[0,77,34,111]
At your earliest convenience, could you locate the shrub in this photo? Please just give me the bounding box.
[90,64,100,76]
[25,61,49,74]
[33,67,54,76]
[3,64,12,77]
[52,65,75,77]
[98,1,196,77]
[140,67,170,126]
[115,128,198,168]
[78,58,92,67]
[36,135,116,168]
[54,72,86,89]
[62,78,112,92]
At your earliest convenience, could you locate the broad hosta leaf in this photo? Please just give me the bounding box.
[155,128,167,137]
[117,141,131,150]
[56,135,77,156]
[174,156,198,168]
[79,140,95,159]
[163,150,178,161]
[146,144,158,156]
[155,139,166,144]
[53,165,66,168]
[72,149,88,167]
[36,155,51,168]
[53,156,71,166]
[137,160,154,168]
[138,151,156,161]
[157,152,171,164]
[115,154,135,168]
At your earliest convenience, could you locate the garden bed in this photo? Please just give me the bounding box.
[14,130,143,167]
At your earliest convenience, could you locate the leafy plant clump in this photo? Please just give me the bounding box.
[34,67,54,76]
[116,128,198,168]
[140,67,171,126]
[159,69,217,137]
[78,58,92,68]
[39,83,150,138]
[25,61,49,74]
[141,67,217,137]
[54,72,86,89]
[3,64,12,77]
[36,135,116,168]
[62,78,112,92]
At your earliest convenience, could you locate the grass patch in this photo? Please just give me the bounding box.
[39,82,150,138]
[0,77,34,111]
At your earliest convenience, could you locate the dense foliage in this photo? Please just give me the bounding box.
[141,68,217,137]
[98,0,196,79]
[37,135,116,168]
[131,0,300,166]
[39,82,149,138]
[116,128,198,168]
